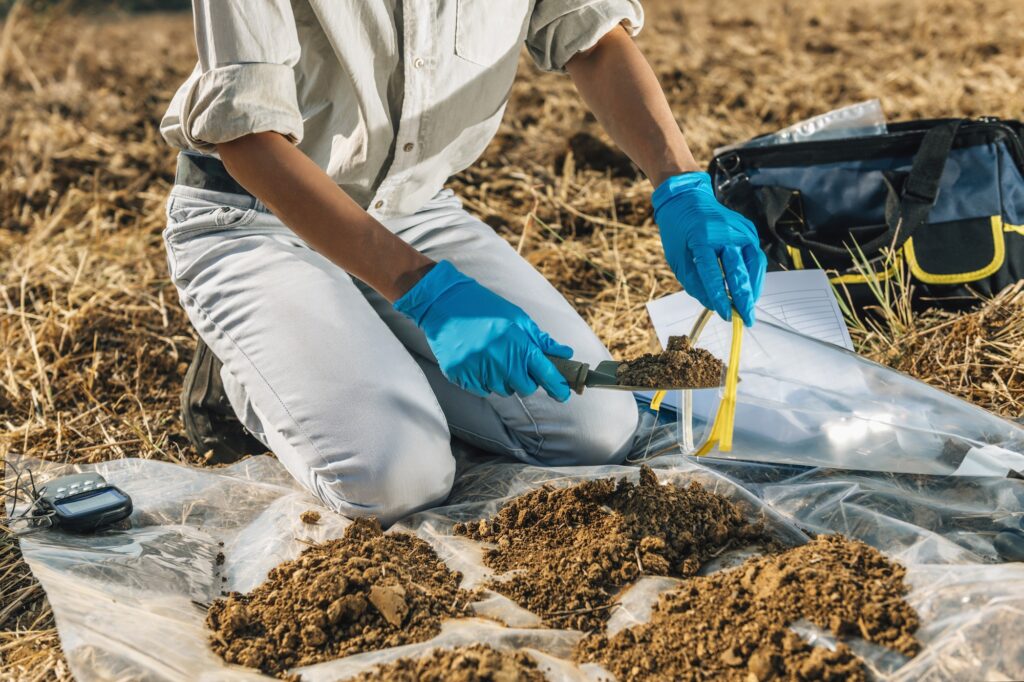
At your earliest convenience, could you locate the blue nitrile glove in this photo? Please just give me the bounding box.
[394,260,574,401]
[652,172,767,326]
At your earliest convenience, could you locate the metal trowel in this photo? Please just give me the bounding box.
[546,356,726,395]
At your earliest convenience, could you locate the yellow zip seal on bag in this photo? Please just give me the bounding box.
[695,310,743,455]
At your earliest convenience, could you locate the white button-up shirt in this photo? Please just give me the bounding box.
[161,0,644,218]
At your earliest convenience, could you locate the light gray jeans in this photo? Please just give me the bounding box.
[163,186,639,524]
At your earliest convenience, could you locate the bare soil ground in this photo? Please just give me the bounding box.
[2,0,1023,678]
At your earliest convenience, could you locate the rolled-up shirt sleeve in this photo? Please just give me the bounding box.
[178,0,303,152]
[526,0,645,73]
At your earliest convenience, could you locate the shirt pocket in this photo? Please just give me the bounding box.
[455,0,532,66]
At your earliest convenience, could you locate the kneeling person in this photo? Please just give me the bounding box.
[160,0,765,525]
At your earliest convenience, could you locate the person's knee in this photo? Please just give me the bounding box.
[313,445,455,526]
[303,400,456,526]
[574,395,639,465]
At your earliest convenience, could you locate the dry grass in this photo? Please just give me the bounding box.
[1,0,1023,678]
[838,252,1024,417]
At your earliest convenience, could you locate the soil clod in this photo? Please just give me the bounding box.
[206,517,475,677]
[345,643,547,682]
[616,336,724,388]
[300,510,321,525]
[577,534,920,681]
[454,466,770,631]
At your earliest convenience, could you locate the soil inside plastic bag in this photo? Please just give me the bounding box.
[453,465,771,631]
[12,453,1024,682]
[206,517,476,677]
[577,534,920,682]
[345,643,546,682]
[616,335,724,388]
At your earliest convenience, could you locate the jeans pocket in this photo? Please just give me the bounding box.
[163,192,261,285]
[165,193,259,242]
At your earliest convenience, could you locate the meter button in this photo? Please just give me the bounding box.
[57,487,66,494]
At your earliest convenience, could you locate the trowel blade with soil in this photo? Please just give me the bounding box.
[546,356,726,394]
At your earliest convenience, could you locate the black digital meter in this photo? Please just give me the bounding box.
[35,473,133,532]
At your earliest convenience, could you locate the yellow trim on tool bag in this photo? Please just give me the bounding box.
[828,254,903,285]
[786,242,901,282]
[787,215,1013,286]
[788,243,902,284]
[903,215,1005,284]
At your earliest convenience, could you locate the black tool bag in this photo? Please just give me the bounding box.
[709,118,1024,311]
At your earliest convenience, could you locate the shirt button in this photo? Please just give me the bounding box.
[403,142,414,152]
[374,200,384,209]
[413,57,425,69]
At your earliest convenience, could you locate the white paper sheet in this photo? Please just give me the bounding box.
[639,269,853,411]
[645,269,853,352]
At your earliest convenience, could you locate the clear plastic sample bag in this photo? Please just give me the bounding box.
[678,311,1024,476]
[714,99,889,155]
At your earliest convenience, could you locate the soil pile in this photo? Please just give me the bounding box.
[616,336,724,388]
[346,644,547,682]
[454,466,770,631]
[206,518,475,677]
[577,534,920,681]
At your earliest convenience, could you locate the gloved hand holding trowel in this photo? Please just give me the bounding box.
[164,2,767,523]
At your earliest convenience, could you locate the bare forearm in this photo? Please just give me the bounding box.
[566,26,700,186]
[216,133,433,301]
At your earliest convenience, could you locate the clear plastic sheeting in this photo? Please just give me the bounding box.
[10,447,1024,681]
[714,99,889,155]
[679,314,1024,476]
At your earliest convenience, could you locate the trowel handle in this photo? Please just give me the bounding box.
[545,355,589,395]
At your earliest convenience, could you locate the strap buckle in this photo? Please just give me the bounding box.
[903,182,940,205]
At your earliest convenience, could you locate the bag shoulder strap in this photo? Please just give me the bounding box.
[888,118,964,247]
[760,119,964,258]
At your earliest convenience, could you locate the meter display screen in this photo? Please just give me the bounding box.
[55,488,127,516]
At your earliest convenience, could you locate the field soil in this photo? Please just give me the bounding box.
[206,518,475,677]
[2,0,1023,678]
[616,335,724,388]
[578,535,920,682]
[346,644,546,682]
[454,466,770,631]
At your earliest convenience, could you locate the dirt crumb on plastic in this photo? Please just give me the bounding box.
[616,335,724,388]
[206,517,475,677]
[454,465,770,631]
[577,534,920,681]
[346,643,547,682]
[300,510,321,524]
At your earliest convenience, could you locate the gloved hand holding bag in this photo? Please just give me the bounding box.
[653,171,767,326]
